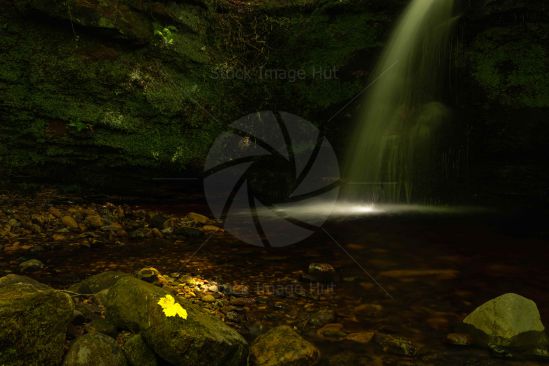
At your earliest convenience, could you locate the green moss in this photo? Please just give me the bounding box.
[469,27,549,108]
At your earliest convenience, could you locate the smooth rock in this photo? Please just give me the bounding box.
[462,293,548,349]
[104,276,248,366]
[250,325,320,366]
[63,333,128,366]
[201,294,216,303]
[345,331,375,345]
[136,267,162,285]
[0,275,74,366]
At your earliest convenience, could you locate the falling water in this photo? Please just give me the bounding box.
[345,0,457,203]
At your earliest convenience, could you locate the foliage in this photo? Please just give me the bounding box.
[469,27,549,108]
[68,119,88,132]
[157,295,188,319]
[154,25,177,48]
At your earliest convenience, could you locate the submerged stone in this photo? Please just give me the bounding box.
[250,325,320,366]
[63,333,128,366]
[18,258,44,273]
[375,333,418,356]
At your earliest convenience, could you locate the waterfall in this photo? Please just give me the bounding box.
[345,0,457,203]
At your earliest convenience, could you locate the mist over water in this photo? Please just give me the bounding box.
[345,0,457,203]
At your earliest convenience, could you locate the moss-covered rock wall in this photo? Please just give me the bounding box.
[0,0,400,192]
[457,0,549,203]
[0,0,547,201]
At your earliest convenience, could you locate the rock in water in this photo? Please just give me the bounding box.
[63,333,128,366]
[462,293,548,350]
[104,276,248,366]
[250,325,320,366]
[307,263,337,282]
[0,275,74,366]
[18,258,45,273]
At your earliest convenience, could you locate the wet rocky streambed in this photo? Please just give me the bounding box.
[1,191,549,365]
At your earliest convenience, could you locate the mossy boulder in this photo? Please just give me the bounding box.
[122,333,158,366]
[250,325,320,366]
[68,271,131,294]
[63,333,128,366]
[103,276,248,366]
[0,274,74,366]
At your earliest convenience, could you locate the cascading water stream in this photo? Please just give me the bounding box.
[345,0,458,203]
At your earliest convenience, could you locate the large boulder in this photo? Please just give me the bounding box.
[68,271,131,294]
[0,275,74,366]
[250,325,320,366]
[122,333,158,366]
[462,293,549,351]
[63,333,128,366]
[103,276,248,366]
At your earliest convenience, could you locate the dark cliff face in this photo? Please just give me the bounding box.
[0,0,547,201]
[457,0,549,204]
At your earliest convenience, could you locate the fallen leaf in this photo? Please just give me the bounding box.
[157,294,188,319]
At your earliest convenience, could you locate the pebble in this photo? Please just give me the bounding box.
[186,212,209,224]
[85,215,103,228]
[345,331,375,345]
[446,332,472,346]
[62,216,79,229]
[230,297,255,306]
[202,294,216,303]
[354,303,383,318]
[201,224,224,233]
[316,323,346,341]
[375,333,417,356]
[149,214,168,229]
[18,259,45,273]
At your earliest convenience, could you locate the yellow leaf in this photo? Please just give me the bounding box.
[157,294,188,319]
